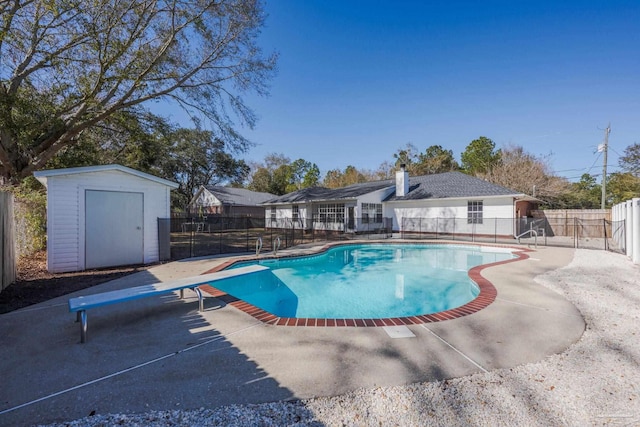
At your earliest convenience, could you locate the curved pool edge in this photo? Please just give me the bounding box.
[199,241,534,327]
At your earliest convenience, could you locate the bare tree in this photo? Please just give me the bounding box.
[0,0,276,183]
[481,145,569,204]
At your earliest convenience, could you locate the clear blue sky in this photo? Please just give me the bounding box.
[161,1,640,182]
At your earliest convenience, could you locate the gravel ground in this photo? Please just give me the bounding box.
[39,249,640,426]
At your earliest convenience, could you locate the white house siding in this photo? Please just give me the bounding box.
[267,203,334,229]
[45,170,172,272]
[266,205,294,227]
[386,196,516,236]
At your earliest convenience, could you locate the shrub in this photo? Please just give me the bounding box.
[3,177,47,257]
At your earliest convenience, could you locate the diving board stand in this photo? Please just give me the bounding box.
[68,265,268,343]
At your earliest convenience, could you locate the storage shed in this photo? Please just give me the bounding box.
[34,165,178,273]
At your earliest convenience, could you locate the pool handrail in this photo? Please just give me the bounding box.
[515,229,538,249]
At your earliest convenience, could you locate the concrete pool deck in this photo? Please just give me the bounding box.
[0,241,585,426]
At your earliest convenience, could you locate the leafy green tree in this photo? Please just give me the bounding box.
[415,145,459,175]
[41,111,248,208]
[289,159,320,191]
[461,136,502,175]
[619,142,640,176]
[607,172,640,205]
[270,164,293,195]
[561,174,602,209]
[323,165,369,188]
[247,154,319,195]
[247,167,273,194]
[302,163,321,188]
[0,0,276,184]
[45,111,172,174]
[247,153,290,195]
[389,143,459,176]
[159,129,250,209]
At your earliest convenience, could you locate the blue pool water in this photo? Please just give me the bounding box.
[218,244,515,319]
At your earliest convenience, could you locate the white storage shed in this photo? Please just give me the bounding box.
[34,165,178,273]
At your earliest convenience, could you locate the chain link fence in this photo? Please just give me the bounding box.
[401,216,625,252]
[160,213,625,261]
[159,215,393,261]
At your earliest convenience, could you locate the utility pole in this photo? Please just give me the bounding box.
[601,123,611,209]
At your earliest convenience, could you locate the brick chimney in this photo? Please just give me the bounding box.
[396,164,409,197]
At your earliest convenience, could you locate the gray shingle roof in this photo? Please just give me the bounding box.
[203,186,276,206]
[262,172,523,205]
[264,180,394,204]
[384,171,522,202]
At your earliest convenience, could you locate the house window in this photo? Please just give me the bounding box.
[362,203,382,223]
[270,206,276,222]
[467,201,483,224]
[315,203,344,223]
[292,205,299,221]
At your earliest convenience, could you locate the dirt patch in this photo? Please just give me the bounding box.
[0,251,153,314]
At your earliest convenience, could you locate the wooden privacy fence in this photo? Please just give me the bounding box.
[1,191,16,291]
[531,209,611,238]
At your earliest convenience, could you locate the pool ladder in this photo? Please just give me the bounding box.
[256,237,263,256]
[273,236,281,256]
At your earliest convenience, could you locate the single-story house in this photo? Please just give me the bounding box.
[262,168,538,237]
[187,186,276,217]
[262,180,395,232]
[34,164,178,273]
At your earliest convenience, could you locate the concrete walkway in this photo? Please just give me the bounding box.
[0,242,585,426]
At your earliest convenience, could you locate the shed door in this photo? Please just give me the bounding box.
[85,190,144,269]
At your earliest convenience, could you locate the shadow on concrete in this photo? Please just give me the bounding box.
[0,269,309,426]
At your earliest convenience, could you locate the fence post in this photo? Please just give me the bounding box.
[633,198,640,264]
[472,221,476,242]
[1,191,16,291]
[453,218,456,241]
[435,217,439,240]
[189,218,194,258]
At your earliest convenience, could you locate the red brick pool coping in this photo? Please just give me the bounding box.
[199,241,532,327]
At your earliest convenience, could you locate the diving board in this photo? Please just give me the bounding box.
[68,265,268,343]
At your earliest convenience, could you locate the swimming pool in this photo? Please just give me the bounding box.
[212,243,517,320]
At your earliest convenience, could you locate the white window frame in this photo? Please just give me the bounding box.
[315,203,345,223]
[362,203,383,223]
[467,200,483,224]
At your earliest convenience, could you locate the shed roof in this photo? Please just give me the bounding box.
[202,186,275,206]
[33,164,179,188]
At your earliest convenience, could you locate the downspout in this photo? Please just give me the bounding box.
[512,197,517,238]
